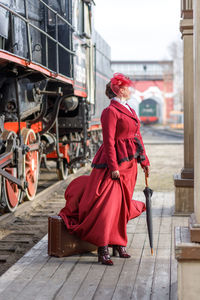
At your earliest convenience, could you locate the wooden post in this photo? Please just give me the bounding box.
[174,1,194,215]
[189,0,200,241]
[175,2,200,299]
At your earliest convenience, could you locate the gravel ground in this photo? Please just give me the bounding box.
[134,143,183,192]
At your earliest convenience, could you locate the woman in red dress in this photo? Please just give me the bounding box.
[59,73,150,266]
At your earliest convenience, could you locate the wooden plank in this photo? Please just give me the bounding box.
[150,195,172,300]
[73,218,138,300]
[134,196,170,299]
[15,255,81,300]
[73,263,107,300]
[160,217,172,234]
[129,198,164,300]
[151,248,171,299]
[0,235,47,295]
[94,236,144,300]
[170,216,188,300]
[127,222,139,234]
[93,254,134,299]
[0,253,50,300]
[37,233,133,300]
[170,221,181,300]
[112,235,147,300]
[144,234,159,250]
[130,251,156,300]
[54,256,95,300]
[152,217,163,234]
[33,256,82,300]
[157,233,171,249]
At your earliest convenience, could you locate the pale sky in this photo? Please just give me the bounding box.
[93,0,181,60]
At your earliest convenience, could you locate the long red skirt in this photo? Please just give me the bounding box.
[59,159,146,247]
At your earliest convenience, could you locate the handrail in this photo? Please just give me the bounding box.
[38,0,74,30]
[0,2,74,31]
[0,2,75,56]
[0,0,76,73]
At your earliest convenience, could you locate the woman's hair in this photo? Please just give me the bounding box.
[105,81,116,99]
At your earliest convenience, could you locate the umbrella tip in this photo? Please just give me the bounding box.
[151,248,153,256]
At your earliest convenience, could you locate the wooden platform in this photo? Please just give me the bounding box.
[0,192,188,300]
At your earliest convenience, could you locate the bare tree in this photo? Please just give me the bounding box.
[168,38,183,111]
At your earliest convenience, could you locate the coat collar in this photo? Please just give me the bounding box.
[110,99,139,122]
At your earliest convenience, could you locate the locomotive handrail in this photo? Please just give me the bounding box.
[0,2,76,78]
[0,2,75,57]
[28,23,75,56]
[38,0,75,31]
[0,1,74,31]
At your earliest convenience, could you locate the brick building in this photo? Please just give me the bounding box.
[111,60,174,124]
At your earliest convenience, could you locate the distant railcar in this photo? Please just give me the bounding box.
[169,111,183,129]
[139,98,159,124]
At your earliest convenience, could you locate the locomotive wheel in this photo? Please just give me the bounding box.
[22,128,39,201]
[1,131,21,212]
[56,158,68,180]
[67,132,81,174]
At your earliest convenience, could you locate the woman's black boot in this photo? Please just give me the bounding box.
[112,245,131,258]
[98,246,113,265]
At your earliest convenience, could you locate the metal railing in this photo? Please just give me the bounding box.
[0,0,75,78]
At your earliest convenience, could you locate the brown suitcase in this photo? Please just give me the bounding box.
[48,215,97,257]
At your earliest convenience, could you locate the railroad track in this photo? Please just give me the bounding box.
[0,164,91,276]
[141,125,183,141]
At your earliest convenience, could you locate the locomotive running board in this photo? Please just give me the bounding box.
[0,50,73,85]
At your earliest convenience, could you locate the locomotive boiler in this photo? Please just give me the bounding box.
[0,0,111,212]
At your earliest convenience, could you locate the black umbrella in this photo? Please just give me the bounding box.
[143,173,153,255]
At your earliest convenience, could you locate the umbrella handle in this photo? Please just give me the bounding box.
[145,173,148,187]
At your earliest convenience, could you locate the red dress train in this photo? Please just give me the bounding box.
[59,159,146,247]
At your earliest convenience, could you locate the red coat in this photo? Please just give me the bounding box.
[92,100,150,172]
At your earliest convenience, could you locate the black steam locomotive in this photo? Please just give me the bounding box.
[0,0,112,212]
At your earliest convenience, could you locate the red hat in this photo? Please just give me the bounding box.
[110,73,133,95]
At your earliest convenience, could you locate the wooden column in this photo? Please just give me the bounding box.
[175,2,200,298]
[193,0,200,224]
[189,0,200,240]
[174,3,194,215]
[182,18,194,178]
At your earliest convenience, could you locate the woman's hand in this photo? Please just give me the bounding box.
[143,166,150,177]
[111,170,120,179]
